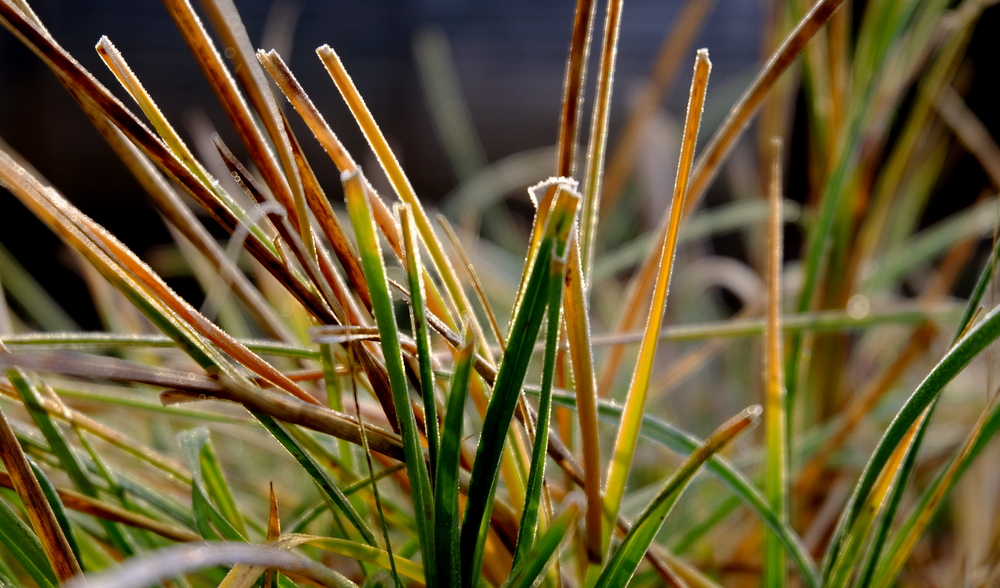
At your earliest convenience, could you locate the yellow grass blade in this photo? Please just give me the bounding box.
[601,49,711,556]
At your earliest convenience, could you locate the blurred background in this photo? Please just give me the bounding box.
[0,0,998,330]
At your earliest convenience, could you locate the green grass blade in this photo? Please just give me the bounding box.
[252,412,378,546]
[505,504,579,588]
[399,203,439,478]
[8,369,136,557]
[597,406,760,586]
[460,189,577,588]
[342,168,435,585]
[178,428,245,542]
[0,495,58,588]
[512,236,568,572]
[199,437,247,539]
[541,388,820,588]
[434,328,474,587]
[820,301,1000,578]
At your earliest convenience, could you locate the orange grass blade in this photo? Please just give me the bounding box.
[601,50,711,556]
[317,44,494,365]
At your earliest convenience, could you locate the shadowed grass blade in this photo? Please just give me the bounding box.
[505,504,580,588]
[597,407,760,586]
[27,460,80,567]
[512,215,570,572]
[460,189,578,588]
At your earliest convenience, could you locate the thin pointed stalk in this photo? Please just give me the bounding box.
[601,49,711,557]
[578,0,625,282]
[763,138,787,588]
[317,45,494,366]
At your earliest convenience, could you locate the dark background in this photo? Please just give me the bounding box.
[0,0,997,329]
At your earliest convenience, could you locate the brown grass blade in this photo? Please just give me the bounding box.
[597,0,718,220]
[0,406,81,579]
[317,44,495,364]
[578,0,624,279]
[556,0,599,177]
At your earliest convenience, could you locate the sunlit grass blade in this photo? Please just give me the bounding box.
[460,189,578,588]
[562,241,604,562]
[555,0,598,176]
[64,542,359,588]
[597,406,761,586]
[0,406,80,580]
[318,44,493,362]
[602,49,710,556]
[540,388,820,587]
[505,503,580,588]
[0,490,58,588]
[512,216,569,572]
[763,138,787,588]
[342,168,436,584]
[434,327,474,587]
[820,300,1000,578]
[596,0,718,219]
[251,411,379,546]
[578,0,624,280]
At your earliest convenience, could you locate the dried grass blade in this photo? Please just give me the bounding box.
[597,0,718,217]
[601,50,711,556]
[562,241,604,562]
[556,0,599,176]
[597,406,761,586]
[0,406,80,580]
[160,0,306,240]
[763,139,788,588]
[317,45,493,363]
[578,0,624,280]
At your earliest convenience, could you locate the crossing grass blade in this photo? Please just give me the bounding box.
[541,388,820,587]
[505,503,580,588]
[602,49,710,556]
[434,327,475,587]
[342,168,436,585]
[26,460,81,567]
[460,189,578,588]
[597,406,761,586]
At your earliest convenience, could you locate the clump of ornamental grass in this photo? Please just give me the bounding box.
[0,0,998,586]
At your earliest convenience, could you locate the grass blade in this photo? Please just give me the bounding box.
[597,406,761,586]
[342,168,436,584]
[434,328,474,587]
[0,406,80,580]
[460,189,578,588]
[763,138,788,588]
[512,215,570,571]
[27,460,81,567]
[602,49,710,556]
[505,504,580,588]
[400,204,439,475]
[0,492,58,588]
